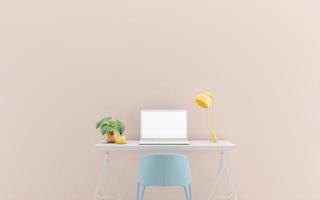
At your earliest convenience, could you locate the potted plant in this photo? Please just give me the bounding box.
[115,120,126,144]
[96,117,117,143]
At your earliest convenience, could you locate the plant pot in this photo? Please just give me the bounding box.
[105,131,117,143]
[116,135,126,144]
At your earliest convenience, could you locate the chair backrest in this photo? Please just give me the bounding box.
[138,154,192,187]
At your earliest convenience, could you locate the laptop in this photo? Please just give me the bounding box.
[139,109,190,145]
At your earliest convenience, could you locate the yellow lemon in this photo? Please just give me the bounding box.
[116,135,127,144]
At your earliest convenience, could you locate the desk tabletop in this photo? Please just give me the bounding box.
[95,140,235,151]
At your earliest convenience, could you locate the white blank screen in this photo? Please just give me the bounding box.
[141,110,187,139]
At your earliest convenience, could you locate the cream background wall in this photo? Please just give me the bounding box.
[1,0,320,199]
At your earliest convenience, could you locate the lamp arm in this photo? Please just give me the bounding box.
[210,102,218,143]
[211,103,215,128]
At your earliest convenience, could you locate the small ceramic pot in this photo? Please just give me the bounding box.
[105,131,117,143]
[116,135,126,144]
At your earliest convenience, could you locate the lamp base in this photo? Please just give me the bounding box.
[210,129,218,143]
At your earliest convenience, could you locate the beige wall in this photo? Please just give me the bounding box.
[1,0,320,199]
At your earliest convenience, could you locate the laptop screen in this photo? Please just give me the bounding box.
[140,110,187,139]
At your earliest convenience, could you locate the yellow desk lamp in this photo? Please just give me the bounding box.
[194,92,218,143]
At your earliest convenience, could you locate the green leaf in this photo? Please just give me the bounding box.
[100,124,113,134]
[115,120,125,135]
[110,120,116,126]
[96,117,112,129]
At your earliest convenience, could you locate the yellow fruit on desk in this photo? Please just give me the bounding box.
[116,135,126,144]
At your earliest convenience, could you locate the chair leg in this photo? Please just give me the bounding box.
[138,185,146,200]
[136,183,140,200]
[184,186,189,200]
[189,184,192,200]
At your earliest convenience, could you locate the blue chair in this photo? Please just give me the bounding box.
[137,154,192,200]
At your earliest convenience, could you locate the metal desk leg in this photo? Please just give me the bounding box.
[93,152,123,200]
[209,150,238,200]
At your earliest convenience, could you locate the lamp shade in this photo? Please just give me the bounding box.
[194,92,213,109]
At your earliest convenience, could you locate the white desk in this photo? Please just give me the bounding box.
[93,140,237,200]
